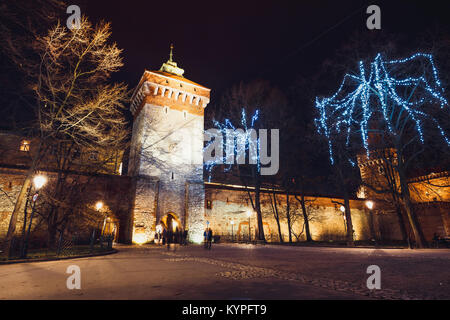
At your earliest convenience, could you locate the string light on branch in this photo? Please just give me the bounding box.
[204,108,260,182]
[314,52,449,164]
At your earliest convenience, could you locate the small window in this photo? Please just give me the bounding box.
[378,166,385,175]
[88,151,99,161]
[183,110,187,119]
[194,88,197,92]
[171,172,174,180]
[179,83,183,87]
[72,149,81,159]
[164,106,168,114]
[206,200,212,209]
[19,140,30,152]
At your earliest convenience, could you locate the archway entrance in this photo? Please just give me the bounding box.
[160,213,181,232]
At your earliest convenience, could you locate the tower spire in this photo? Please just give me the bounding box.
[159,43,184,77]
[169,43,174,62]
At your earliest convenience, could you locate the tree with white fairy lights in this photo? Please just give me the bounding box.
[315,52,449,248]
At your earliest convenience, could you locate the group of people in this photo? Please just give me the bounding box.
[155,227,188,250]
[154,225,215,250]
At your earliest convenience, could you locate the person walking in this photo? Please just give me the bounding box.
[203,228,208,249]
[162,228,167,245]
[183,229,188,245]
[167,229,173,251]
[174,227,180,251]
[207,228,213,250]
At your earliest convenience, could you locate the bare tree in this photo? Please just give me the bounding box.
[315,51,449,248]
[267,185,284,242]
[208,79,287,242]
[2,16,129,253]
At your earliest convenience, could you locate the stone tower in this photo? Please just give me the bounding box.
[128,45,210,244]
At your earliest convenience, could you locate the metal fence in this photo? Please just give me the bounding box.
[5,228,114,260]
[213,232,282,244]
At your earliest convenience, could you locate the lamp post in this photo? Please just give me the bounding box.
[365,200,376,243]
[247,211,252,242]
[21,175,47,258]
[96,201,107,235]
[339,205,347,233]
[230,220,234,242]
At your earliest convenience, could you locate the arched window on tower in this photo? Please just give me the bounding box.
[19,140,30,152]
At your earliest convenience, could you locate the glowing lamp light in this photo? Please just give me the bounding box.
[95,201,103,211]
[230,220,235,225]
[365,200,374,210]
[172,221,178,231]
[133,233,147,245]
[33,175,47,190]
[246,210,252,218]
[340,206,345,213]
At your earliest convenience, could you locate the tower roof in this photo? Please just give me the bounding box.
[159,44,185,77]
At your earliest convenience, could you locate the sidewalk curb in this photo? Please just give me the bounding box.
[0,248,118,265]
[218,243,410,250]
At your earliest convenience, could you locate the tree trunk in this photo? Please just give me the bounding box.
[394,204,408,242]
[271,191,283,242]
[286,191,292,243]
[297,194,313,242]
[254,179,265,241]
[396,150,426,248]
[253,168,266,241]
[336,164,354,246]
[2,175,32,256]
[47,224,57,250]
[344,196,355,246]
[2,141,43,256]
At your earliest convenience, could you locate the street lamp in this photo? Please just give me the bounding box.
[95,201,104,211]
[33,175,47,190]
[365,200,374,210]
[339,205,347,234]
[96,202,109,236]
[247,210,252,242]
[230,220,234,242]
[365,200,376,243]
[22,174,47,258]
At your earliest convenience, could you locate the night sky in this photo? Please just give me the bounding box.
[0,0,448,190]
[79,0,449,100]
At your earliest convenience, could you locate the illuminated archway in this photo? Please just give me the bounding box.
[160,212,182,232]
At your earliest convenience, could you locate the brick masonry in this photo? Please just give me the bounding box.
[204,184,403,242]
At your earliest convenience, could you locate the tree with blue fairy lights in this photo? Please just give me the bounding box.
[315,52,449,248]
[205,80,286,243]
[204,107,266,242]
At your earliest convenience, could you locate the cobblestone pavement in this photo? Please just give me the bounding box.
[160,243,450,300]
[0,243,448,299]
